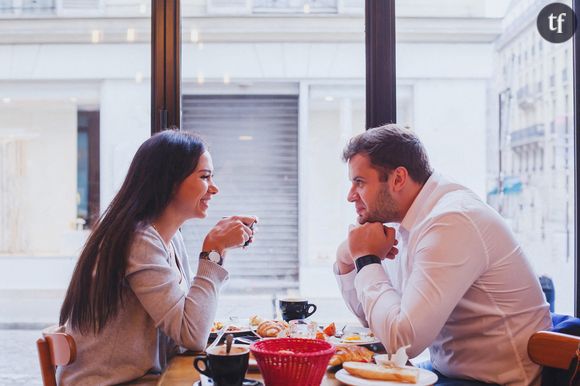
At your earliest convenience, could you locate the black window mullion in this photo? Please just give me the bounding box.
[365,0,396,129]
[152,0,181,134]
[573,0,579,317]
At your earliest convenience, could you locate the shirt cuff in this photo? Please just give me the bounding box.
[333,262,358,292]
[354,262,392,293]
[196,259,229,285]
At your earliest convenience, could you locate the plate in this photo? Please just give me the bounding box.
[325,325,381,346]
[209,327,255,338]
[194,377,263,386]
[328,336,382,346]
[335,367,438,386]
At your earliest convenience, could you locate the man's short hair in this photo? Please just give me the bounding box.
[342,124,433,184]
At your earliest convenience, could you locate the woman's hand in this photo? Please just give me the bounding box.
[202,215,258,255]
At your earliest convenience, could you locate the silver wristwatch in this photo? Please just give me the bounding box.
[199,250,223,266]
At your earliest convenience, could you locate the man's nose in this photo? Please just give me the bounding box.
[347,187,357,202]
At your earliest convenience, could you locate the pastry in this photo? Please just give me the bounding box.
[328,345,375,366]
[256,320,289,338]
[249,315,264,327]
[343,362,419,383]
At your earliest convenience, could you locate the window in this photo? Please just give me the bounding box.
[395,0,576,314]
[178,0,367,322]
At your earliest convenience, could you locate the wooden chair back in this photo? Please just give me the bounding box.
[36,331,77,386]
[528,330,580,369]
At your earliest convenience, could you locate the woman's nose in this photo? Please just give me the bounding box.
[209,182,219,195]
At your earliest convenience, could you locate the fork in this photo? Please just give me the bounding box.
[335,324,347,338]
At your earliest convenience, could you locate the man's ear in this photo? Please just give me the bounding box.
[391,167,408,193]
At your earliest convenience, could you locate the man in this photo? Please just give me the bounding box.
[335,124,551,385]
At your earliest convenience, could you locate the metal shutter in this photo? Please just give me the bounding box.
[182,95,299,294]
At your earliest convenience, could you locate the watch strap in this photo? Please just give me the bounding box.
[199,251,223,266]
[355,255,381,273]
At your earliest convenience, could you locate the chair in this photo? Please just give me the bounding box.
[36,329,76,386]
[528,331,580,369]
[527,314,580,386]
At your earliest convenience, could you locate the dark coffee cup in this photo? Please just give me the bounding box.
[193,345,249,386]
[279,298,317,321]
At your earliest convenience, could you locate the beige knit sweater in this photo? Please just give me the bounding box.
[57,226,229,385]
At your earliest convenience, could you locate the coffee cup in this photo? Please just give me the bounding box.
[279,298,317,321]
[193,344,249,386]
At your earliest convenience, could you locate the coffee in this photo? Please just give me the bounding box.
[194,344,249,386]
[211,346,248,356]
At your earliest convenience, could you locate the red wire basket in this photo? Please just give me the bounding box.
[250,338,336,386]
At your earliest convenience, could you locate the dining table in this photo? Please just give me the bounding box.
[156,353,343,385]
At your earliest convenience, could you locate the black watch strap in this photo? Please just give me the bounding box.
[355,255,382,273]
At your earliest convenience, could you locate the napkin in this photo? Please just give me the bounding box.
[374,345,411,367]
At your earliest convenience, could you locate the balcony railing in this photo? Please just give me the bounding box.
[517,86,534,110]
[0,0,55,15]
[206,0,363,14]
[0,0,101,17]
[253,0,338,13]
[510,124,545,147]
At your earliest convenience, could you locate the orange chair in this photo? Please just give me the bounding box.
[36,329,76,386]
[528,331,580,369]
[528,330,580,385]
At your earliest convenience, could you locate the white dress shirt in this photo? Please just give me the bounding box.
[335,172,551,385]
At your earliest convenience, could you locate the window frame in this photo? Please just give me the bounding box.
[152,0,580,316]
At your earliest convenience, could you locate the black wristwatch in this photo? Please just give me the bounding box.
[355,255,382,273]
[199,250,224,266]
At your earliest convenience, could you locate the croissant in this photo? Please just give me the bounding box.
[328,345,375,366]
[256,320,289,338]
[249,315,264,327]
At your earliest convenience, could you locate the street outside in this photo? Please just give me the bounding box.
[0,329,42,386]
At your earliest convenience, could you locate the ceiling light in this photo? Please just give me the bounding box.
[91,30,101,44]
[127,28,136,42]
[190,29,199,43]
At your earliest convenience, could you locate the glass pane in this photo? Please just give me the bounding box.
[396,0,574,315]
[0,1,151,383]
[180,0,366,323]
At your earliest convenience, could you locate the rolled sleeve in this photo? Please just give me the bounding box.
[126,230,229,351]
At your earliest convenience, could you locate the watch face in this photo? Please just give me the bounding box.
[208,251,221,263]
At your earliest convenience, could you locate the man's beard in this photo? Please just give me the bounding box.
[358,186,401,224]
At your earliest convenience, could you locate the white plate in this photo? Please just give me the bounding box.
[327,335,382,346]
[335,367,438,386]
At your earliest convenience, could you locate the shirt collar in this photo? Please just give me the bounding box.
[399,172,442,234]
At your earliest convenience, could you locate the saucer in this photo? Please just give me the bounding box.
[194,378,263,386]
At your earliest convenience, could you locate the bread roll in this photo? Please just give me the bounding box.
[328,345,374,366]
[343,362,419,383]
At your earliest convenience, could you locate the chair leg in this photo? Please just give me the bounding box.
[37,338,57,386]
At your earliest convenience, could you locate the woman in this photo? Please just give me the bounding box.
[57,130,257,385]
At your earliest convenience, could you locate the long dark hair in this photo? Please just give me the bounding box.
[59,129,206,334]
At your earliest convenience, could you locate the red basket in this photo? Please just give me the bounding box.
[250,338,336,386]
